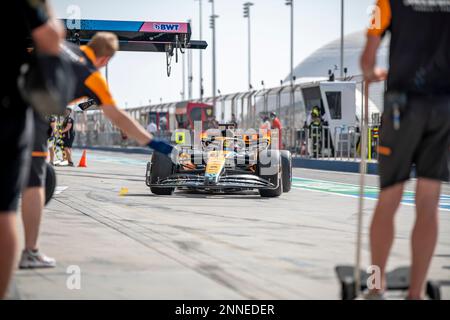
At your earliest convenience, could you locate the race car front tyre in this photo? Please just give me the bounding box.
[258,150,283,198]
[150,152,175,195]
[280,150,292,193]
[45,163,56,205]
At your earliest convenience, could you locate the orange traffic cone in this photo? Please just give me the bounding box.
[78,150,87,168]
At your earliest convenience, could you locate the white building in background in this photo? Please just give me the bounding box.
[291,31,389,80]
[289,31,390,117]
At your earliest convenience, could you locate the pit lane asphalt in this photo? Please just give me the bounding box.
[10,150,450,299]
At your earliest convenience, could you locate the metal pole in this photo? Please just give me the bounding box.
[286,0,295,149]
[355,81,369,297]
[290,1,294,147]
[248,10,251,90]
[182,49,186,101]
[199,0,204,101]
[340,0,344,78]
[210,0,218,114]
[244,3,253,90]
[187,19,193,100]
[290,1,294,87]
[243,2,255,127]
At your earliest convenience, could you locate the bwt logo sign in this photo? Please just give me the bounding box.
[154,24,180,31]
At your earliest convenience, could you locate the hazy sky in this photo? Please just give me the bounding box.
[53,0,376,108]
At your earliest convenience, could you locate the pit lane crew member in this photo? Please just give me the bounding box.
[361,0,450,300]
[48,115,57,164]
[61,32,174,155]
[270,112,283,150]
[17,31,176,276]
[19,112,57,269]
[0,0,64,299]
[60,107,75,166]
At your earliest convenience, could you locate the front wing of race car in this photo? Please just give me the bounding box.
[146,172,277,190]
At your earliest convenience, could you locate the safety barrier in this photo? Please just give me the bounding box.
[293,125,380,162]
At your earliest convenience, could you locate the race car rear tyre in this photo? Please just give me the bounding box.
[280,150,292,193]
[258,150,283,198]
[45,163,56,205]
[150,152,174,195]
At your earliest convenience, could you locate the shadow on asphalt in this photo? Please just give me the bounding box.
[123,190,267,200]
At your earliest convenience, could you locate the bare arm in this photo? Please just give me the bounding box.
[361,36,380,73]
[360,35,387,83]
[361,0,392,84]
[101,105,153,146]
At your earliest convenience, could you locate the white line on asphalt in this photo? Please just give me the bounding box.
[54,186,68,195]
[291,181,450,212]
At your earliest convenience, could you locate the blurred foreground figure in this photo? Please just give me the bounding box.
[0,0,64,298]
[361,0,449,299]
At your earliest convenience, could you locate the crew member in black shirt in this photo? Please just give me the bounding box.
[61,107,75,166]
[0,0,64,298]
[361,0,450,299]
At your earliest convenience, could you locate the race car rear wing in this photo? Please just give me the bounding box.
[62,19,207,76]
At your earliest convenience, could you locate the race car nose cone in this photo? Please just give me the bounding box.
[204,174,219,186]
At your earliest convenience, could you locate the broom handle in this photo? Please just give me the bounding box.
[355,81,369,296]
